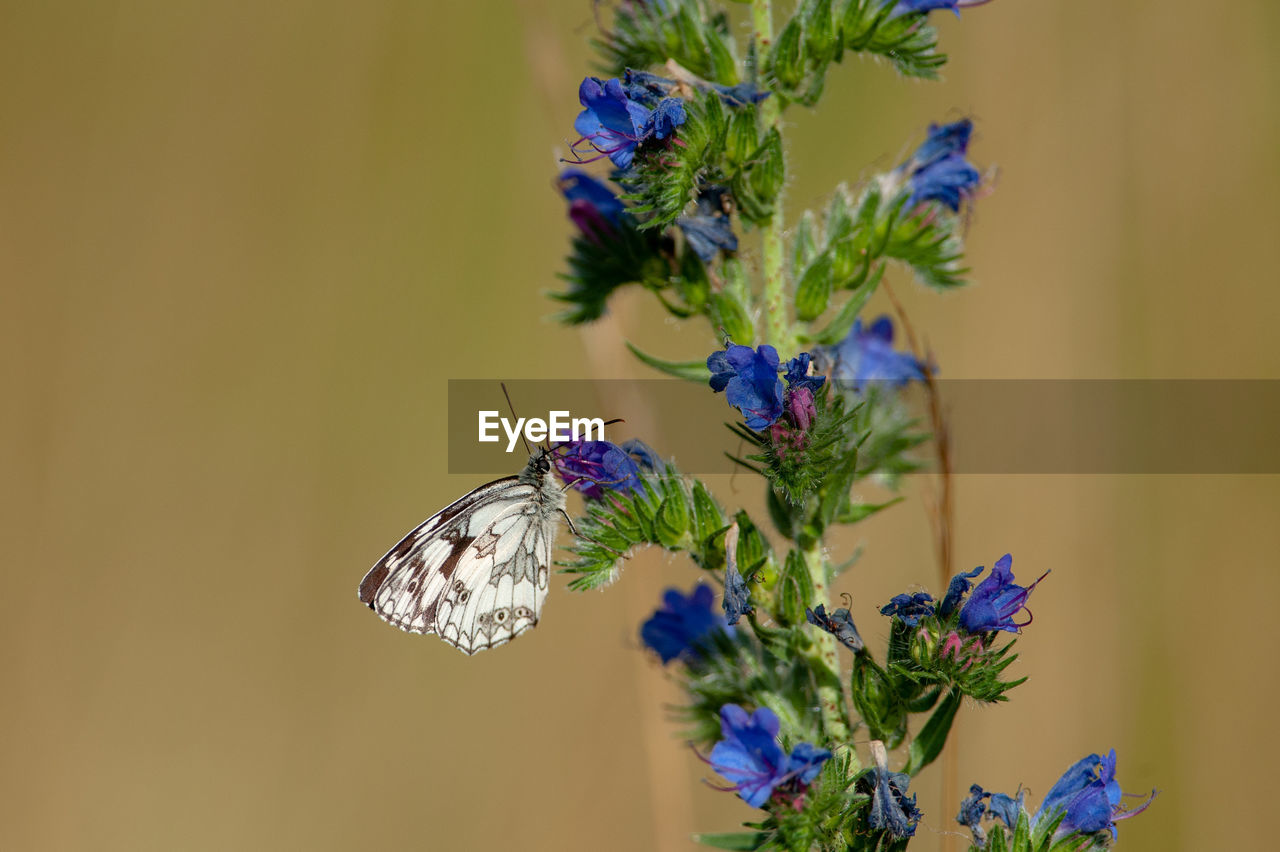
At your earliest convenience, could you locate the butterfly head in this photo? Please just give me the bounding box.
[518,446,559,487]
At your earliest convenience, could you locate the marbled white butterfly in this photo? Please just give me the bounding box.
[358,448,567,655]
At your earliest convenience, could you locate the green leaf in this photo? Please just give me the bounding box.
[798,270,881,345]
[803,0,837,65]
[692,481,726,547]
[792,210,819,271]
[840,0,947,80]
[766,486,797,540]
[734,510,768,579]
[835,495,903,525]
[655,499,687,548]
[851,653,907,749]
[709,290,755,345]
[706,29,740,85]
[794,253,833,321]
[769,17,805,89]
[748,128,785,206]
[777,549,815,626]
[693,832,768,851]
[725,107,759,168]
[902,689,961,775]
[824,187,855,245]
[625,341,711,382]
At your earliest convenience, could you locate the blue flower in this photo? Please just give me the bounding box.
[787,742,832,785]
[901,119,981,211]
[806,604,864,652]
[891,1,993,19]
[987,791,1026,829]
[938,565,983,617]
[827,316,927,392]
[708,705,831,808]
[892,0,959,16]
[782,352,826,392]
[1034,750,1154,838]
[868,763,921,838]
[957,554,1049,634]
[553,440,643,499]
[559,168,625,244]
[676,186,738,264]
[640,584,726,664]
[707,344,786,430]
[619,437,662,471]
[956,784,991,846]
[649,98,686,139]
[880,591,936,627]
[956,785,1026,846]
[572,76,685,170]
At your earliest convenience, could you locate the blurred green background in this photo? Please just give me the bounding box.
[3,2,1278,850]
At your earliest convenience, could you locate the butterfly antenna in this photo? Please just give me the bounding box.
[501,381,533,456]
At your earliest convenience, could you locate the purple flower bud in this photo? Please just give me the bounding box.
[559,169,625,245]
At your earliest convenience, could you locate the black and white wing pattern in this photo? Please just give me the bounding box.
[358,454,565,655]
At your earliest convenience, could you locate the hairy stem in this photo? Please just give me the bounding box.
[751,0,791,352]
[802,543,855,764]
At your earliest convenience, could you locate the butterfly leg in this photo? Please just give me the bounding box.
[559,507,578,537]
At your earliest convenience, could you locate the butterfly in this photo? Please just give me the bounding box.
[358,448,568,655]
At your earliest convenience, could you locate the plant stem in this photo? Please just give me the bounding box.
[751,0,791,352]
[801,543,855,765]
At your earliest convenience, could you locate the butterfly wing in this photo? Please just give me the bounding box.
[359,476,558,654]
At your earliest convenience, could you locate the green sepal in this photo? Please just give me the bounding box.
[706,26,741,85]
[792,210,819,270]
[625,91,727,230]
[734,127,785,225]
[675,243,712,312]
[710,291,755,346]
[768,16,805,90]
[725,107,760,169]
[776,549,815,627]
[550,226,669,325]
[692,480,727,551]
[766,485,799,541]
[655,479,691,546]
[734,510,769,580]
[840,0,947,80]
[798,264,884,345]
[560,465,743,590]
[850,653,907,749]
[802,0,837,66]
[593,0,739,85]
[794,253,833,321]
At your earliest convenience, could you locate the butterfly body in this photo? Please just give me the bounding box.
[359,452,565,654]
